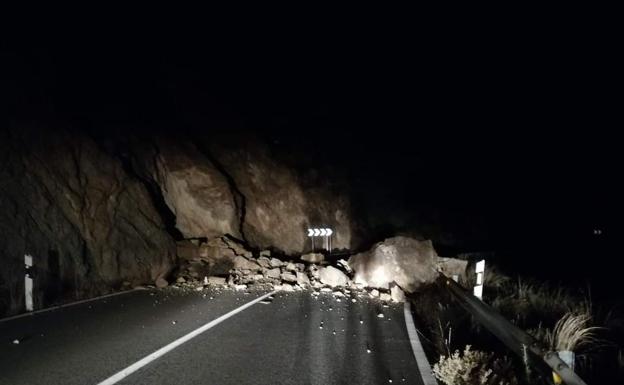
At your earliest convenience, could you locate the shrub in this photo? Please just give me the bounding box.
[433,345,517,385]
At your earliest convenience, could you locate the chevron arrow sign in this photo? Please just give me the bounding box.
[307,228,334,237]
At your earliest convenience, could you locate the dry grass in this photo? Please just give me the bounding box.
[548,312,603,351]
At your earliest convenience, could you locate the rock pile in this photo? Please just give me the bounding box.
[169,236,407,303]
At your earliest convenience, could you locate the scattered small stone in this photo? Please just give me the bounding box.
[155,277,169,288]
[320,287,332,292]
[172,321,177,325]
[259,250,271,258]
[370,289,379,297]
[12,339,19,345]
[234,284,247,290]
[333,291,345,297]
[351,298,357,303]
[377,313,384,318]
[176,277,186,283]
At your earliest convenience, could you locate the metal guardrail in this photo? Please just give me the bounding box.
[437,274,588,385]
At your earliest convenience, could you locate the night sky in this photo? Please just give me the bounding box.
[2,35,619,297]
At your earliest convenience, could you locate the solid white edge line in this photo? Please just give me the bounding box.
[0,288,144,324]
[403,301,438,385]
[96,290,277,385]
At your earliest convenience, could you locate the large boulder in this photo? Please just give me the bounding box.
[319,266,349,287]
[348,236,440,293]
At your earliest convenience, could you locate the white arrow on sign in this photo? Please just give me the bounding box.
[307,229,314,237]
[320,229,327,236]
[314,229,320,236]
[325,228,333,236]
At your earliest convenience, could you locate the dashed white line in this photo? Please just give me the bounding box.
[96,290,277,385]
[403,301,438,385]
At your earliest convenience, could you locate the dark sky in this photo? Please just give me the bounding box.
[2,34,620,292]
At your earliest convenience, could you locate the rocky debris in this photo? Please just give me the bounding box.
[155,277,169,288]
[285,262,297,271]
[370,289,380,297]
[269,258,284,268]
[257,256,272,268]
[233,256,261,271]
[296,272,310,286]
[259,250,271,258]
[301,252,324,264]
[348,236,440,293]
[337,259,352,274]
[390,284,406,303]
[280,272,297,283]
[265,268,281,279]
[207,276,226,285]
[319,266,349,287]
[379,292,392,302]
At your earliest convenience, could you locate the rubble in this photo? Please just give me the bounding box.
[319,266,349,287]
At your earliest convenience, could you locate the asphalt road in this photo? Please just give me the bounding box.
[0,287,427,385]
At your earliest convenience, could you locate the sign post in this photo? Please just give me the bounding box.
[473,259,485,300]
[307,228,333,252]
[24,254,34,311]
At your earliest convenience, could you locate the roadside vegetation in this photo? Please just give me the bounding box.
[410,262,623,384]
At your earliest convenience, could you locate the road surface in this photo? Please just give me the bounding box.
[0,287,431,385]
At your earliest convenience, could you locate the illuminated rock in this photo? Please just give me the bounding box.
[348,236,439,293]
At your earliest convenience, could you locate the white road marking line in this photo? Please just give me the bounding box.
[403,301,438,385]
[0,288,144,324]
[96,290,277,385]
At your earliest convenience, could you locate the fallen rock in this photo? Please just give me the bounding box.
[269,258,284,268]
[257,256,272,268]
[379,293,392,302]
[260,250,271,258]
[295,263,305,272]
[319,266,349,287]
[207,276,227,285]
[233,256,261,271]
[370,289,380,297]
[390,284,406,303]
[265,268,281,279]
[348,236,439,293]
[301,252,324,263]
[155,277,169,288]
[307,264,320,279]
[280,272,298,283]
[296,272,311,286]
[277,283,294,292]
[285,262,297,271]
[176,277,186,283]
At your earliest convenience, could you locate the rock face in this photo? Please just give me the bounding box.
[0,128,360,317]
[130,138,241,240]
[0,128,175,316]
[203,134,355,254]
[348,236,440,293]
